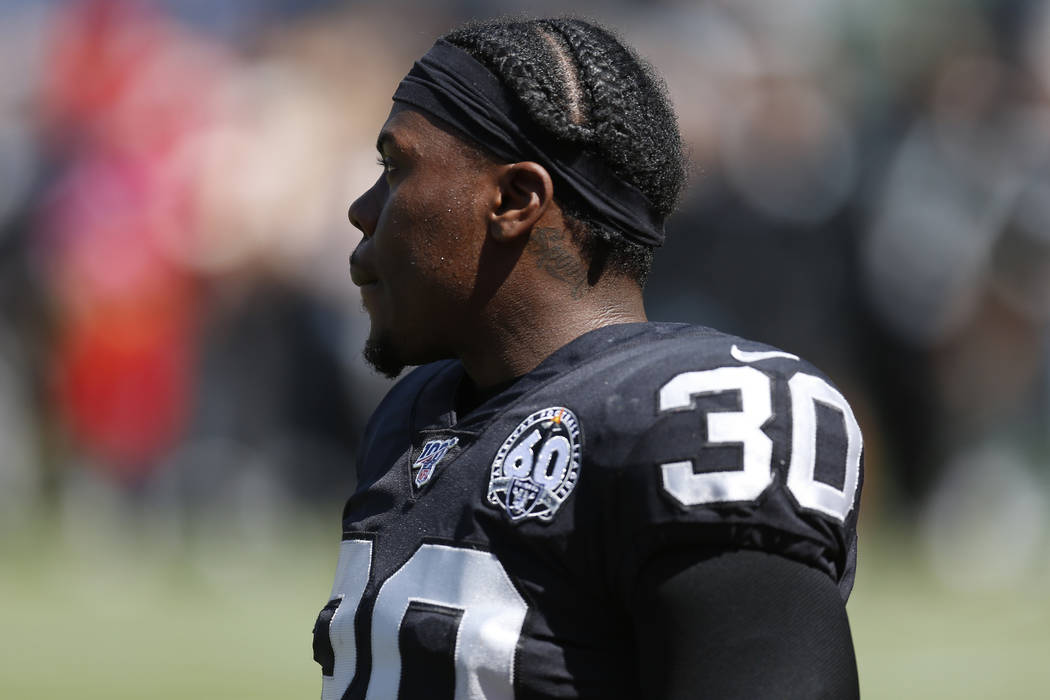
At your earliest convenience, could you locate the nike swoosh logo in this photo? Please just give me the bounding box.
[730,344,799,364]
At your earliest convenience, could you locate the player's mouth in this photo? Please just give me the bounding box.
[349,256,381,316]
[349,254,379,289]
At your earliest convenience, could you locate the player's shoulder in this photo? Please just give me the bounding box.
[573,322,836,399]
[554,322,857,469]
[655,323,820,371]
[557,323,862,595]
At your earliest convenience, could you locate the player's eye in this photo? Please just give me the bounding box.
[376,155,396,174]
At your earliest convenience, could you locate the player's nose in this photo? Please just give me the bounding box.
[348,177,382,238]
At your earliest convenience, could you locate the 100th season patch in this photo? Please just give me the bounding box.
[487,407,581,522]
[412,436,459,489]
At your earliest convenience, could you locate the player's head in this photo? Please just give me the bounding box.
[348,16,686,377]
[441,17,686,281]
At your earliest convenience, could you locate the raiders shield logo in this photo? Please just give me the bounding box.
[487,407,581,522]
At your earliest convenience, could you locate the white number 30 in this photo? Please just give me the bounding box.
[321,542,527,700]
[658,366,862,522]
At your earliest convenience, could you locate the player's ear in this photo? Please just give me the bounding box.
[488,161,553,243]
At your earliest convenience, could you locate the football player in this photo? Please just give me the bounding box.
[314,16,863,700]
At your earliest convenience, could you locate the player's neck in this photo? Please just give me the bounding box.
[458,280,647,389]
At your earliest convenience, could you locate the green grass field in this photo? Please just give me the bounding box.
[849,537,1050,699]
[2,515,1048,699]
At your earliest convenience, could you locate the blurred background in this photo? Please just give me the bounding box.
[0,0,1048,697]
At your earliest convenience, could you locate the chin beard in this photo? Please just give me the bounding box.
[363,335,406,379]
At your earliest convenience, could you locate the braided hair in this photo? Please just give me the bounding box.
[442,17,686,285]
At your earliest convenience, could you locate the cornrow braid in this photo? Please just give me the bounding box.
[442,16,686,285]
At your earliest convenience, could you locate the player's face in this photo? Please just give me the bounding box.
[348,104,494,377]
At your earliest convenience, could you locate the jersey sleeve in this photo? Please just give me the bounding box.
[584,337,863,603]
[632,548,859,699]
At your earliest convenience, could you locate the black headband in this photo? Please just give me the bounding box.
[392,40,665,248]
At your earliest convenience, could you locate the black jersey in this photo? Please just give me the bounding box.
[313,322,863,700]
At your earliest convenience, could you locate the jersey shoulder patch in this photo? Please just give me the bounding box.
[486,406,582,523]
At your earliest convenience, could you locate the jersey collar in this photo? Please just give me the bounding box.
[411,322,690,437]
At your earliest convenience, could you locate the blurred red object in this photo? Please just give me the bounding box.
[39,0,223,155]
[55,299,193,477]
[32,0,240,479]
[40,150,197,479]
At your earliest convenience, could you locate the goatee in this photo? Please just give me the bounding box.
[363,335,406,379]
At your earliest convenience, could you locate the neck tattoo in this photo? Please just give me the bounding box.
[529,227,588,300]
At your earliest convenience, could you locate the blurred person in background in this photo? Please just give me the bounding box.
[313,16,863,700]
